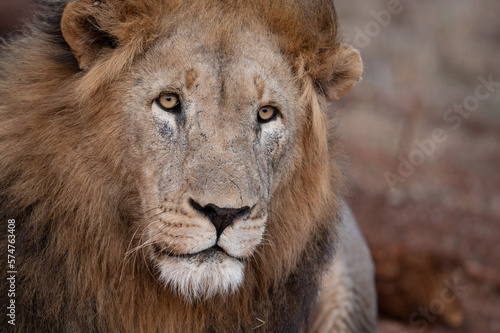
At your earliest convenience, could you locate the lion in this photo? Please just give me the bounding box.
[0,0,376,332]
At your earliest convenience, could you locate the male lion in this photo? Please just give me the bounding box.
[0,0,376,332]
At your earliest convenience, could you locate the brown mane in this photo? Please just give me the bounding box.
[0,1,361,331]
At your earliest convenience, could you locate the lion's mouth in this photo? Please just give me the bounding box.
[153,244,245,262]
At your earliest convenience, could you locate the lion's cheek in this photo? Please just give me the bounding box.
[147,217,216,255]
[218,218,267,258]
[257,124,297,195]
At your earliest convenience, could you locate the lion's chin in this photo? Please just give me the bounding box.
[155,250,245,303]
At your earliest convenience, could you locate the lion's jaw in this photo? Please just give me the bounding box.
[126,24,300,302]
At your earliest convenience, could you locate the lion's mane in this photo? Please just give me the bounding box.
[0,1,361,331]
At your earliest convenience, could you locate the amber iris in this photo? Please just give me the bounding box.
[157,93,180,111]
[258,106,277,122]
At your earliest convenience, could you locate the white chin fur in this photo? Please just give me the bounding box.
[156,253,245,303]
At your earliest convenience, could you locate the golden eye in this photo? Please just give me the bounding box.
[156,93,180,111]
[258,106,278,123]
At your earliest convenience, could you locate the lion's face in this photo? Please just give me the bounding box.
[56,0,362,306]
[120,25,301,301]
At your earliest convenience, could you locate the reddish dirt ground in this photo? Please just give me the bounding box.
[344,138,500,333]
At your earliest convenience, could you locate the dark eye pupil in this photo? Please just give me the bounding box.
[258,106,278,123]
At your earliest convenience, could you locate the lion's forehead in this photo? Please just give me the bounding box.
[136,24,297,109]
[129,25,299,154]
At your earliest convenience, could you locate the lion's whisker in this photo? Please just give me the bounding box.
[119,222,147,284]
[124,219,181,258]
[142,205,163,215]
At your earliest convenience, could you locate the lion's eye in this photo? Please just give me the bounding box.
[156,93,180,112]
[258,106,278,123]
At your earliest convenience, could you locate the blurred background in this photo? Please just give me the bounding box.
[0,0,33,37]
[334,1,500,332]
[1,1,499,332]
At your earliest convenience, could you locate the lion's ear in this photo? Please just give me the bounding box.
[313,45,363,102]
[61,1,119,70]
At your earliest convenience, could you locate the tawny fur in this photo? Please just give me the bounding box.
[0,1,368,332]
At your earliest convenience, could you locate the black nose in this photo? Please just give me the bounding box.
[190,199,250,237]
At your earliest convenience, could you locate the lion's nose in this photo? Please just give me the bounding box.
[190,199,250,237]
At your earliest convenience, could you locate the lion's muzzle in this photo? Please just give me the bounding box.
[146,193,267,301]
